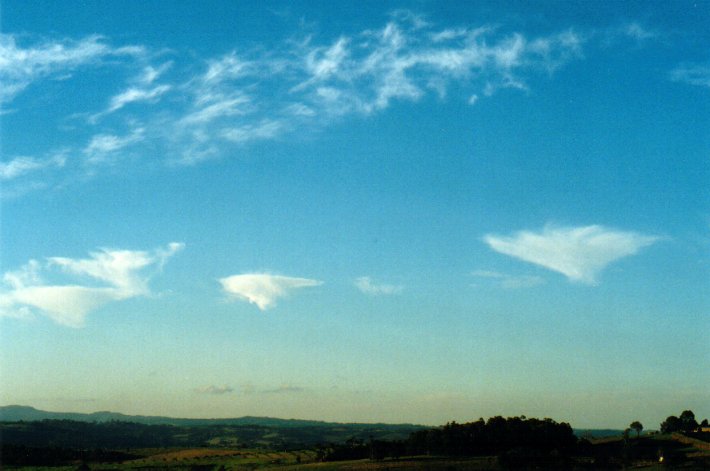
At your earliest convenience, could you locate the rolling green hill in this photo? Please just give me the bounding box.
[0,405,418,429]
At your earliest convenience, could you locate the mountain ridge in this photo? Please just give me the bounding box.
[0,405,421,428]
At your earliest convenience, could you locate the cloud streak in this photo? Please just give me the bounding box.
[483,225,659,285]
[671,62,710,88]
[0,242,183,327]
[83,129,145,164]
[0,154,66,180]
[471,270,545,289]
[219,273,322,310]
[195,385,234,395]
[354,276,404,295]
[0,33,141,103]
[3,14,588,181]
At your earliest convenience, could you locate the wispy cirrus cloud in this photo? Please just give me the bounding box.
[89,63,173,123]
[219,273,322,310]
[0,33,142,103]
[471,270,545,289]
[354,276,404,295]
[289,21,582,114]
[670,62,710,88]
[170,17,582,164]
[483,225,659,285]
[621,22,657,41]
[0,153,66,180]
[83,128,145,163]
[2,13,589,176]
[0,242,184,327]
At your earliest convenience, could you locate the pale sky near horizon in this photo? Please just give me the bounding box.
[1,0,708,429]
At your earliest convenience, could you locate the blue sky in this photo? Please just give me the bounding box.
[1,1,708,428]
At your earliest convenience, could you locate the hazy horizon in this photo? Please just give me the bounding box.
[1,1,708,431]
[0,403,672,430]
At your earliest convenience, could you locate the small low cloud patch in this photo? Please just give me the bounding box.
[219,273,322,310]
[195,385,234,395]
[483,225,659,285]
[0,242,184,327]
[354,276,404,295]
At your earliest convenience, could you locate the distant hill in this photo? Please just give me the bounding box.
[0,405,419,429]
[573,428,625,439]
[1,406,626,441]
[0,405,427,450]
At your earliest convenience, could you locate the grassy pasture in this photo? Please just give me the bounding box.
[3,451,501,470]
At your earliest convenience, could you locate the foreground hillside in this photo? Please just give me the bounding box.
[1,407,709,469]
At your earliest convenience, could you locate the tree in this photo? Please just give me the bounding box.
[662,411,699,434]
[679,410,698,432]
[630,421,643,438]
[661,415,681,434]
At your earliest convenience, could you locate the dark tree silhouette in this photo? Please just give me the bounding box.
[661,415,680,434]
[679,410,698,432]
[629,421,643,438]
[661,410,699,434]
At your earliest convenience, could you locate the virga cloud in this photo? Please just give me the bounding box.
[483,225,659,284]
[219,273,322,310]
[0,242,183,327]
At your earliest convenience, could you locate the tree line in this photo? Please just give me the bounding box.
[318,415,578,466]
[660,410,707,434]
[318,410,709,465]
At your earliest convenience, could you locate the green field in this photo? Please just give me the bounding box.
[3,410,709,470]
[3,451,502,471]
[5,438,710,471]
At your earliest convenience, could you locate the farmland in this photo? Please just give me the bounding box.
[2,407,710,469]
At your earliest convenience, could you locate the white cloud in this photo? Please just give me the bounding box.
[354,276,404,295]
[671,63,710,89]
[180,95,251,125]
[483,225,659,285]
[88,62,173,122]
[221,120,283,143]
[219,273,322,310]
[471,270,545,289]
[106,84,171,114]
[305,37,350,81]
[169,13,583,161]
[7,285,124,327]
[290,20,582,115]
[83,129,144,163]
[622,22,657,41]
[138,62,173,85]
[202,53,254,83]
[0,242,183,327]
[3,16,588,181]
[0,154,66,180]
[0,34,141,103]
